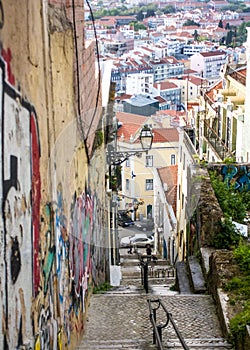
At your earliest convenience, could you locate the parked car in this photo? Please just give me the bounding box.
[117,211,134,227]
[120,233,154,248]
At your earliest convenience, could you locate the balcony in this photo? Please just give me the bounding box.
[203,120,232,160]
[225,66,246,86]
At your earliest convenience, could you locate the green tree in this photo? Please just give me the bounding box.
[183,19,200,27]
[226,30,233,46]
[162,5,176,14]
[193,29,199,41]
[130,21,146,31]
[218,19,223,28]
[236,21,250,45]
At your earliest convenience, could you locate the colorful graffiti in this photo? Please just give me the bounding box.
[0,54,41,348]
[0,47,107,348]
[69,191,92,308]
[55,184,71,344]
[34,306,61,350]
[221,165,250,191]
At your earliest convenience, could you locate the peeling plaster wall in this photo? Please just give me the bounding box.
[0,1,107,349]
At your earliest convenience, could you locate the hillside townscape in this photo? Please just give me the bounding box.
[0,1,250,349]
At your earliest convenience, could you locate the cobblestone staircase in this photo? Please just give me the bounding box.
[77,252,233,350]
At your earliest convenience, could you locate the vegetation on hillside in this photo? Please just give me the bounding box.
[209,170,250,347]
[92,4,160,20]
[209,170,250,223]
[225,243,250,347]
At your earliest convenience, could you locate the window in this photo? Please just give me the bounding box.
[126,179,130,191]
[171,154,176,165]
[125,159,130,167]
[146,155,153,167]
[146,179,153,191]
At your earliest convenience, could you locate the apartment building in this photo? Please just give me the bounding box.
[116,112,179,233]
[126,73,154,95]
[169,75,205,105]
[111,59,153,92]
[152,81,181,110]
[190,49,228,84]
[196,64,246,163]
[149,56,185,82]
[183,43,209,56]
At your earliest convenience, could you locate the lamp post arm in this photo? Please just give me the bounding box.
[111,149,149,166]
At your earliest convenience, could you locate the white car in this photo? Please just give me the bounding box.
[120,233,154,248]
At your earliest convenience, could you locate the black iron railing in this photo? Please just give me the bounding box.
[203,120,233,160]
[139,254,175,293]
[139,258,149,293]
[149,266,175,278]
[148,298,189,350]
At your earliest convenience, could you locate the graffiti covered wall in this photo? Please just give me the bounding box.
[0,57,40,348]
[0,0,108,349]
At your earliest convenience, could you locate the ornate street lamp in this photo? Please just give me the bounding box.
[140,124,153,150]
[107,124,153,166]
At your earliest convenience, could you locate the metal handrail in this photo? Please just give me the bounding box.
[148,298,189,350]
[139,259,149,293]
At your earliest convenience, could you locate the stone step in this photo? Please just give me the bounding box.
[164,338,233,349]
[77,339,157,350]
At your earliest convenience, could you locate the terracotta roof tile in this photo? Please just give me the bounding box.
[153,81,178,90]
[200,50,226,57]
[206,80,223,103]
[158,165,178,214]
[116,112,149,141]
[155,95,167,103]
[152,128,179,143]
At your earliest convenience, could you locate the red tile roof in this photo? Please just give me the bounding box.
[206,80,223,104]
[200,50,226,57]
[154,96,167,104]
[158,165,178,214]
[116,112,149,141]
[153,81,178,90]
[152,128,179,143]
[115,94,132,101]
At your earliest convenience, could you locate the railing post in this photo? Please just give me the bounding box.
[141,261,144,286]
[144,262,148,293]
[152,308,157,344]
[157,325,162,343]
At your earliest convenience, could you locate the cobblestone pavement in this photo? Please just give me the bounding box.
[77,254,233,350]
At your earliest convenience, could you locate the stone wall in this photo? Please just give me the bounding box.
[206,250,240,336]
[188,168,223,254]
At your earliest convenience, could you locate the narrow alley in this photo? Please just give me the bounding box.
[77,249,233,350]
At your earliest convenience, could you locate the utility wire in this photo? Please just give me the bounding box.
[72,0,101,162]
[84,0,101,142]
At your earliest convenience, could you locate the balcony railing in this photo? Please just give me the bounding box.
[183,130,197,157]
[203,120,232,160]
[225,66,246,86]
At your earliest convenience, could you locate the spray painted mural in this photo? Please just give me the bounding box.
[221,165,250,191]
[0,54,41,349]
